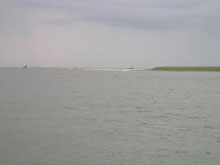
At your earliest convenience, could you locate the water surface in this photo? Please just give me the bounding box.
[0,68,220,164]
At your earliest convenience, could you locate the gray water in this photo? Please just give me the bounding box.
[0,68,220,165]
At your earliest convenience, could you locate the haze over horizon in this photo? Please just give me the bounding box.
[0,0,220,68]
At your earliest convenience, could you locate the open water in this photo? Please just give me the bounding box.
[0,68,220,165]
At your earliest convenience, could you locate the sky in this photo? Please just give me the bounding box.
[0,0,220,68]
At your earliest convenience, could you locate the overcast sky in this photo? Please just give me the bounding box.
[0,0,220,68]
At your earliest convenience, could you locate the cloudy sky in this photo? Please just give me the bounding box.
[0,0,220,68]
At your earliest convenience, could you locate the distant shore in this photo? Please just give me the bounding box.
[76,66,220,72]
[1,66,220,72]
[151,66,220,72]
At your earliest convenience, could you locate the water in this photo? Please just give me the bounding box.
[0,68,220,165]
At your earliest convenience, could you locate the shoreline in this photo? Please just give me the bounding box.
[1,66,220,72]
[151,66,220,72]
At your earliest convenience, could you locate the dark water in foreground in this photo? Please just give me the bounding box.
[0,68,220,165]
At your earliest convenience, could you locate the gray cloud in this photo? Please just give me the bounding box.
[11,0,218,32]
[0,0,219,34]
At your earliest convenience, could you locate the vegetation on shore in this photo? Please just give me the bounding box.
[152,66,220,72]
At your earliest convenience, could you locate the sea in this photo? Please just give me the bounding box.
[0,68,220,165]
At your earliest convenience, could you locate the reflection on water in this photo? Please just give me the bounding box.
[0,68,220,165]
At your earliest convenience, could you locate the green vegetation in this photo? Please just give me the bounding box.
[152,66,220,72]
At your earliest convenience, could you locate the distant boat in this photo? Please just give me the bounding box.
[22,65,27,69]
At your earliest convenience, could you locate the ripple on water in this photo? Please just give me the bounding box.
[203,125,217,130]
[63,105,76,110]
